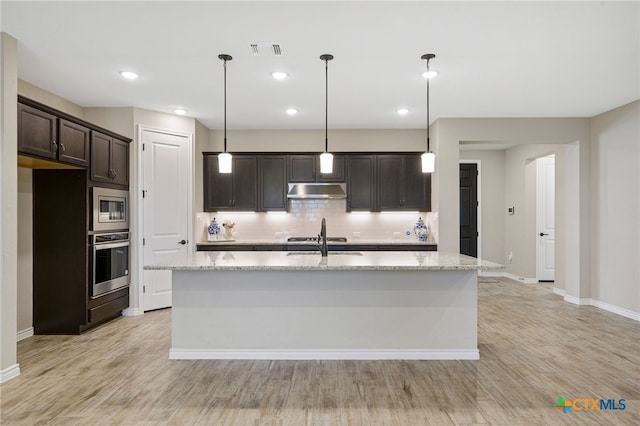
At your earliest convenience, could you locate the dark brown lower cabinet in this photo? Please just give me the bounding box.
[33,169,127,334]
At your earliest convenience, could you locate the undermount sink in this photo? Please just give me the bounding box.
[286,251,363,256]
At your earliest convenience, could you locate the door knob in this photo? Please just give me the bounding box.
[539,232,549,237]
[178,239,187,245]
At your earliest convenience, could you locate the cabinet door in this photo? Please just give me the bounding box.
[347,155,376,211]
[402,155,428,210]
[111,139,130,187]
[259,156,287,211]
[203,154,233,211]
[58,119,90,167]
[232,156,258,210]
[377,155,403,210]
[91,131,113,184]
[288,155,316,182]
[18,103,58,160]
[317,155,345,182]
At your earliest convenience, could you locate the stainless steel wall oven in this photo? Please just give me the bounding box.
[90,232,130,298]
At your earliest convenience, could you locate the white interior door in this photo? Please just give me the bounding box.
[142,128,191,311]
[536,155,555,281]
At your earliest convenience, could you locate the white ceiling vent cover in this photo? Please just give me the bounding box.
[250,42,283,56]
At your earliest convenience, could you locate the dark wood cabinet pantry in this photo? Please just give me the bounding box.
[17,96,132,334]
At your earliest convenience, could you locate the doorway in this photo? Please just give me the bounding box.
[460,162,478,257]
[140,127,193,311]
[536,155,555,282]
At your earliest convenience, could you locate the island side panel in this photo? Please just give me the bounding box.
[171,269,478,360]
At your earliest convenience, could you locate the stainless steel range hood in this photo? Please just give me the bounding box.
[287,183,347,199]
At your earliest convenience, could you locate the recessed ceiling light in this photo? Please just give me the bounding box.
[271,71,288,80]
[421,70,438,79]
[397,108,409,115]
[174,108,187,115]
[286,108,298,115]
[119,71,139,80]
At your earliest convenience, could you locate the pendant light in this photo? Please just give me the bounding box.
[218,54,233,173]
[319,54,334,174]
[421,53,436,173]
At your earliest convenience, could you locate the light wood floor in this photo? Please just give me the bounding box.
[1,278,639,425]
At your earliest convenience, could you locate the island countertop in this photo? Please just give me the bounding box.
[144,251,503,272]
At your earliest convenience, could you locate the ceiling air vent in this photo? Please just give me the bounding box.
[250,42,283,56]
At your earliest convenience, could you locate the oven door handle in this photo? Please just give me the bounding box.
[94,241,130,250]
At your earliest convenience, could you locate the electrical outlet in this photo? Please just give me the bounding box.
[352,231,361,239]
[508,251,513,262]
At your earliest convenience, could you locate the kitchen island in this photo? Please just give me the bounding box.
[145,251,502,360]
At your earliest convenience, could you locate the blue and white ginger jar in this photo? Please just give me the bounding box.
[208,218,221,239]
[413,217,428,242]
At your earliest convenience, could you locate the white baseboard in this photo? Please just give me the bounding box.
[492,275,639,322]
[478,271,502,278]
[591,299,640,321]
[564,294,592,305]
[122,307,144,317]
[169,348,480,361]
[0,363,20,383]
[16,327,33,342]
[562,295,639,322]
[502,272,538,284]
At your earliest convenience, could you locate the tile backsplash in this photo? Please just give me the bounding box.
[196,199,438,243]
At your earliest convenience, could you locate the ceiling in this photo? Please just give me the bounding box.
[2,1,639,130]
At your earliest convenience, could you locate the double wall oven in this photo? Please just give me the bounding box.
[90,187,130,299]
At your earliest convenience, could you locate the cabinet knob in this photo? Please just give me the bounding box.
[178,239,188,245]
[59,143,65,154]
[52,141,58,152]
[112,169,117,179]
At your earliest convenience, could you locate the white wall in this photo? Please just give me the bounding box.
[459,150,505,264]
[1,32,19,381]
[590,100,640,314]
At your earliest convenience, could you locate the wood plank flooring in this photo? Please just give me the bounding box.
[1,278,639,425]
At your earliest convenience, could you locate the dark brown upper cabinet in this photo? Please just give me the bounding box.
[18,103,58,160]
[259,155,287,211]
[19,103,90,167]
[346,155,376,211]
[18,97,129,173]
[91,131,129,187]
[288,155,317,182]
[377,154,430,211]
[203,154,257,211]
[288,154,345,183]
[58,119,90,167]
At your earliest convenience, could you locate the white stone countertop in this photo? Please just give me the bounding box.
[145,251,503,271]
[197,239,437,245]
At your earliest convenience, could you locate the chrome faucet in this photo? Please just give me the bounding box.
[317,217,328,257]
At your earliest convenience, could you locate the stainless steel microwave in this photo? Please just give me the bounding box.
[92,187,129,232]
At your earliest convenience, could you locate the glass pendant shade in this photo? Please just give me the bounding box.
[421,152,435,173]
[218,152,232,173]
[319,152,334,174]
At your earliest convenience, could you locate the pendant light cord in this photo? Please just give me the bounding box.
[223,58,228,153]
[324,57,328,152]
[426,58,430,153]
